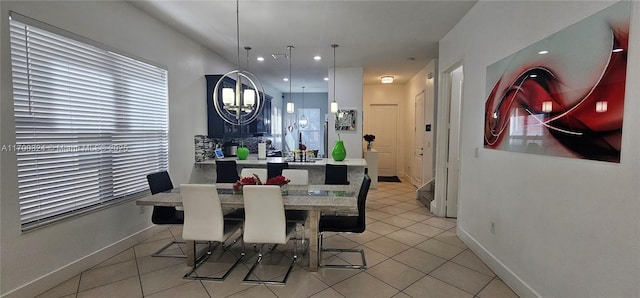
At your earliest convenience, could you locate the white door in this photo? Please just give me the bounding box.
[446,65,464,218]
[413,92,425,188]
[370,104,398,176]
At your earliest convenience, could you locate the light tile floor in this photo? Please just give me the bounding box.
[36,180,519,298]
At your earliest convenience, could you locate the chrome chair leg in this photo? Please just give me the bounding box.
[184,239,244,281]
[243,241,297,285]
[318,232,366,269]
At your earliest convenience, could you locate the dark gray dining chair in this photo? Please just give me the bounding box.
[267,162,289,179]
[215,160,245,222]
[146,171,186,258]
[318,174,371,269]
[324,164,350,185]
[216,160,240,183]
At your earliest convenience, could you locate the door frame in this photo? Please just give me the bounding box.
[412,91,425,188]
[433,60,464,218]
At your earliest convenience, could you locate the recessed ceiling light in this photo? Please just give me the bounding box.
[538,50,549,55]
[256,56,265,62]
[314,56,322,61]
[324,77,329,81]
[283,78,289,82]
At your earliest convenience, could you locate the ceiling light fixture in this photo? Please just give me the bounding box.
[330,44,339,114]
[256,56,264,62]
[212,0,264,126]
[299,86,308,128]
[324,77,329,81]
[381,76,394,84]
[286,45,295,114]
[314,56,322,61]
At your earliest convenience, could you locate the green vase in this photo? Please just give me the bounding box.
[332,140,346,161]
[237,147,249,160]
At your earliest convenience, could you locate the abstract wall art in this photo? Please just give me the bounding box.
[335,109,357,131]
[483,2,630,163]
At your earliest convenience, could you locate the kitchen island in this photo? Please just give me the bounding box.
[191,157,367,187]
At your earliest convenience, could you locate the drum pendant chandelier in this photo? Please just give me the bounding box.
[213,0,265,126]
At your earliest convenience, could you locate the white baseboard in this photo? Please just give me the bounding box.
[2,225,164,298]
[457,226,541,298]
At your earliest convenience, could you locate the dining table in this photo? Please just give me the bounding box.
[135,183,358,272]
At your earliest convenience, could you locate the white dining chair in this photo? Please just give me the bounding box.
[281,169,308,185]
[240,168,267,184]
[281,169,309,251]
[180,184,244,281]
[242,185,297,285]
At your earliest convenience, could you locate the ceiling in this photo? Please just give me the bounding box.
[129,0,477,93]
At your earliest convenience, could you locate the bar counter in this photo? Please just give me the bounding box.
[191,157,367,187]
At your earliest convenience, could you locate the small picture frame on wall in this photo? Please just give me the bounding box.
[335,109,356,131]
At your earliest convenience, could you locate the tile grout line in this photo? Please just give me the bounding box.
[132,243,145,297]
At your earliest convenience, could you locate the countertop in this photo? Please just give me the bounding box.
[195,156,367,167]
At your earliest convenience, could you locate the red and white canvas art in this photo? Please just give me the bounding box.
[483,2,630,163]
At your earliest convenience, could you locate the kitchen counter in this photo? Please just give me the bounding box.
[195,156,368,167]
[192,156,368,186]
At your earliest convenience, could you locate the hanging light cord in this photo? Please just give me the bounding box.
[331,44,338,105]
[236,0,240,71]
[333,45,336,99]
[289,46,292,97]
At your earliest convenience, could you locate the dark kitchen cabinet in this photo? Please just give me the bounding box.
[206,75,272,138]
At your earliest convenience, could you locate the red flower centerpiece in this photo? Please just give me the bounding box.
[233,174,262,192]
[265,175,290,186]
[265,175,291,195]
[233,174,290,194]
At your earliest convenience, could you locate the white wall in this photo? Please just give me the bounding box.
[328,67,363,159]
[363,84,406,175]
[0,1,275,296]
[405,60,437,183]
[438,1,640,297]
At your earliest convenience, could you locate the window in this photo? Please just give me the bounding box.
[271,105,282,150]
[298,108,323,156]
[9,13,169,230]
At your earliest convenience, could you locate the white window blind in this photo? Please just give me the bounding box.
[9,14,169,230]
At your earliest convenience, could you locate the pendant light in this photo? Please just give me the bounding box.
[299,86,308,128]
[330,44,339,113]
[286,45,295,114]
[212,0,265,125]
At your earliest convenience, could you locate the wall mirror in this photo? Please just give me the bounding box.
[335,109,356,131]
